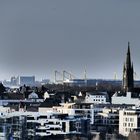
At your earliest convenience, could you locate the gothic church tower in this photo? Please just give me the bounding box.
[123,42,134,92]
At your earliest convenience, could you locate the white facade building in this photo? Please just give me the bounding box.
[112,92,140,105]
[85,92,109,104]
[119,108,140,136]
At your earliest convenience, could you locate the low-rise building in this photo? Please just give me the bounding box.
[112,92,140,105]
[85,92,109,104]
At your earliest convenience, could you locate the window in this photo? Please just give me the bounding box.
[125,118,129,121]
[125,128,127,132]
[123,123,127,127]
[130,118,134,122]
[39,116,47,119]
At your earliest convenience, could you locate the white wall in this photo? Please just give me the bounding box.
[85,94,107,104]
[112,92,140,105]
[119,109,138,136]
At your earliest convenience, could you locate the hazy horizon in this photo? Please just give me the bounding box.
[0,0,140,81]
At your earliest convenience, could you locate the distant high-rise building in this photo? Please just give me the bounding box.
[17,76,35,86]
[122,42,134,92]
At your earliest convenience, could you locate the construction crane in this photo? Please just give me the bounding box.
[114,72,118,81]
[63,70,76,81]
[83,67,88,86]
[84,67,87,80]
[54,70,76,84]
[54,70,63,84]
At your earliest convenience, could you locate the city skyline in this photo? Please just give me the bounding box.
[0,1,140,80]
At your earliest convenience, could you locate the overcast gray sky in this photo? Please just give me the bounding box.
[0,0,140,81]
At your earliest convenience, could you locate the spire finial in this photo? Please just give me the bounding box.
[128,41,130,46]
[128,42,130,54]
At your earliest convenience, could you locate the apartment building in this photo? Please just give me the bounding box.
[119,108,140,136]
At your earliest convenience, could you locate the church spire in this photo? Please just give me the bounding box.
[123,42,134,92]
[126,42,131,69]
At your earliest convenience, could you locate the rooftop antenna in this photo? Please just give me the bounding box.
[54,70,63,84]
